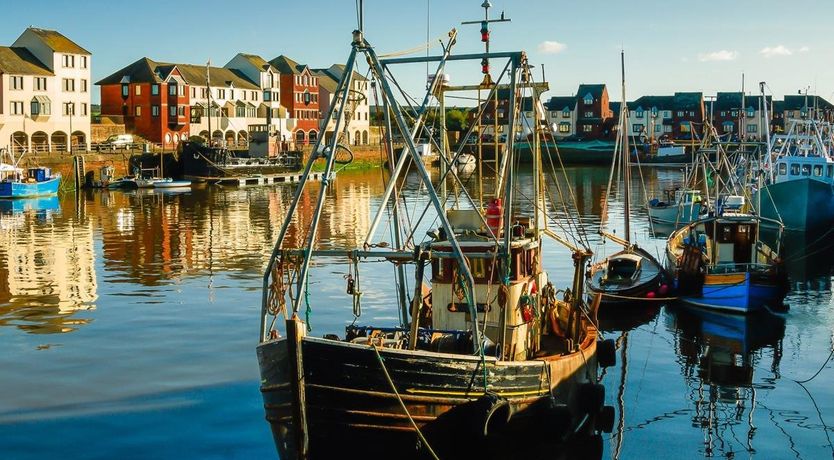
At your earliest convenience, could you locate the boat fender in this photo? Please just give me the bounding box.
[476,392,511,438]
[578,383,605,414]
[596,339,616,368]
[596,405,615,433]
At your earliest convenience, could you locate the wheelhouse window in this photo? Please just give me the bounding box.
[828,165,834,178]
[778,163,787,175]
[801,164,811,176]
[790,164,800,175]
[813,165,823,176]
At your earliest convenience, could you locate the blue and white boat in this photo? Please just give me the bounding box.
[0,164,61,199]
[665,197,788,313]
[754,118,834,231]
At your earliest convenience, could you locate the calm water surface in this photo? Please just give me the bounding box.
[1,166,832,459]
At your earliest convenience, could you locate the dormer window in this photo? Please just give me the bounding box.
[583,93,593,105]
[562,107,570,117]
[635,108,644,119]
[651,107,658,117]
[746,108,755,117]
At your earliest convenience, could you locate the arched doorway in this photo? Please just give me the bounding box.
[224,130,236,146]
[354,130,361,146]
[295,130,306,145]
[308,130,318,143]
[71,131,86,151]
[31,131,49,152]
[51,131,68,153]
[362,130,369,145]
[199,130,210,141]
[11,132,28,154]
[238,130,248,147]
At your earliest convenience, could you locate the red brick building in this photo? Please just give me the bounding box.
[574,84,614,139]
[97,58,190,147]
[269,55,320,145]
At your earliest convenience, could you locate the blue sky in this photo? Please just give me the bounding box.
[3,0,833,104]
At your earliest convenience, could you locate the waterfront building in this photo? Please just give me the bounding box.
[0,27,91,154]
[625,92,704,141]
[313,65,370,145]
[544,96,576,139]
[224,53,292,143]
[777,95,834,128]
[574,84,614,139]
[269,55,321,145]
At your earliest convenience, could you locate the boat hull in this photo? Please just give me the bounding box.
[258,332,600,459]
[586,248,667,304]
[678,272,785,314]
[181,142,301,179]
[0,176,61,198]
[648,202,704,225]
[755,177,834,231]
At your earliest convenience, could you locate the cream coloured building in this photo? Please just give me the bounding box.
[313,65,370,145]
[0,28,91,154]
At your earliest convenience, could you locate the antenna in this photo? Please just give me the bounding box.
[462,0,510,86]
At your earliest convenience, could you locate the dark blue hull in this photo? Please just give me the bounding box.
[755,178,834,231]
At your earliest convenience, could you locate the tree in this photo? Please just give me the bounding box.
[446,108,469,132]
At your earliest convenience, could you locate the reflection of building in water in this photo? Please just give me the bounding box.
[0,209,97,333]
[668,307,785,458]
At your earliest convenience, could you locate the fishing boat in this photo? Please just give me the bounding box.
[256,9,616,459]
[587,52,669,305]
[665,196,788,313]
[0,165,61,198]
[648,189,707,225]
[753,116,834,231]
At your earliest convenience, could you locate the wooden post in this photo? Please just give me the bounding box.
[73,155,85,190]
[408,260,426,350]
[285,315,309,459]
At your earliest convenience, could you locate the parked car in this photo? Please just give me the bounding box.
[98,134,134,151]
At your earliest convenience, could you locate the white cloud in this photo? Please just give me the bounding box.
[537,41,567,54]
[799,46,810,53]
[698,50,738,62]
[760,45,793,58]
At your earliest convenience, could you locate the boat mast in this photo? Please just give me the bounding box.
[206,61,212,144]
[621,51,631,244]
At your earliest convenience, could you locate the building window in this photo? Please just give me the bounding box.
[62,54,75,68]
[11,101,24,115]
[134,106,141,117]
[122,85,129,97]
[558,122,570,133]
[152,105,159,116]
[688,111,695,117]
[676,111,684,117]
[134,85,141,96]
[583,94,593,105]
[34,77,47,91]
[80,56,87,69]
[169,84,177,96]
[30,98,50,116]
[655,124,663,133]
[64,102,75,116]
[242,91,247,101]
[63,78,75,92]
[11,76,23,90]
[218,89,225,99]
[746,108,755,117]
[663,125,672,133]
[584,111,593,117]
[191,87,196,98]
[81,103,88,116]
[229,89,234,99]
[635,109,644,119]
[680,123,691,133]
[731,110,738,117]
[632,124,642,133]
[152,84,159,95]
[264,91,271,102]
[747,124,757,133]
[723,122,734,132]
[651,107,658,117]
[178,106,186,116]
[169,106,176,117]
[582,124,592,133]
[720,111,726,117]
[236,105,246,117]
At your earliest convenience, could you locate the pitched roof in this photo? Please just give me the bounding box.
[96,56,259,89]
[312,69,338,93]
[714,92,743,111]
[782,94,834,111]
[576,84,606,99]
[673,92,703,111]
[324,64,367,82]
[269,55,307,75]
[0,46,52,75]
[236,53,276,72]
[545,96,575,111]
[24,27,90,55]
[631,95,675,111]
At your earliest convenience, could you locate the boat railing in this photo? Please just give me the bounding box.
[708,262,776,275]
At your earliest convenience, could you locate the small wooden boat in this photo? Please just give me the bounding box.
[587,52,669,305]
[665,200,788,313]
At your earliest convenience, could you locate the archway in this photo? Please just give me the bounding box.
[71,131,86,151]
[224,130,236,146]
[295,130,305,145]
[354,130,361,146]
[31,131,49,152]
[362,130,369,145]
[51,131,68,152]
[11,132,28,154]
[199,130,210,142]
[308,130,318,143]
[238,130,248,146]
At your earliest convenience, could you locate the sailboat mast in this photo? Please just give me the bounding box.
[206,61,212,143]
[621,51,631,243]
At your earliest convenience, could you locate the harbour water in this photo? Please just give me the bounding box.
[1,166,833,459]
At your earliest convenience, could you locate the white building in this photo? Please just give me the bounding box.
[313,64,370,145]
[1,27,91,154]
[224,53,292,141]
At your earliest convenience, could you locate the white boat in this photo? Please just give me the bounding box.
[648,188,707,224]
[454,152,476,174]
[154,179,192,189]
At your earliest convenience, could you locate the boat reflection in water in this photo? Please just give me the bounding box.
[761,228,834,293]
[667,305,785,457]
